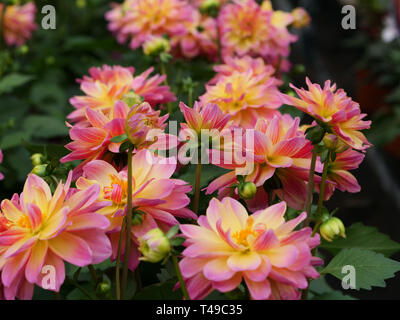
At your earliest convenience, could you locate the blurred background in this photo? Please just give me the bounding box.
[0,0,399,299]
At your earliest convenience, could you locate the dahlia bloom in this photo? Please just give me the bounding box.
[180,197,321,300]
[281,78,372,151]
[0,2,37,47]
[291,7,311,29]
[200,69,282,127]
[105,0,192,49]
[208,55,282,86]
[62,101,175,177]
[218,0,275,60]
[75,150,196,270]
[0,150,4,180]
[170,8,218,60]
[206,114,320,210]
[0,173,111,300]
[321,149,365,200]
[68,65,176,124]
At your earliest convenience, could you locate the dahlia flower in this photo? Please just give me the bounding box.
[170,8,218,60]
[281,78,372,151]
[291,7,311,29]
[180,197,322,300]
[105,0,192,49]
[321,148,365,200]
[0,2,37,47]
[68,65,176,124]
[200,69,282,127]
[0,173,111,300]
[0,150,4,180]
[209,55,282,86]
[206,114,320,210]
[75,150,196,270]
[218,0,275,60]
[62,101,175,177]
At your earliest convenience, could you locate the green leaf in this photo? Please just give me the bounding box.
[23,115,68,138]
[110,133,128,143]
[0,73,34,93]
[134,279,181,300]
[308,277,356,300]
[321,223,400,257]
[170,237,185,246]
[166,225,179,239]
[321,248,400,290]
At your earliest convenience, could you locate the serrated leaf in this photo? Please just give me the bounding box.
[0,73,34,93]
[321,223,400,257]
[321,248,400,290]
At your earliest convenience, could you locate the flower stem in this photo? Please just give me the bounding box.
[172,255,190,300]
[88,265,98,284]
[193,161,202,214]
[115,218,126,300]
[121,145,134,300]
[316,150,332,217]
[302,147,318,227]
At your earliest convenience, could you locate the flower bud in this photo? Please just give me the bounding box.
[200,0,220,17]
[122,90,143,107]
[31,153,44,166]
[291,7,311,28]
[238,181,257,200]
[261,1,273,11]
[31,164,47,177]
[139,228,170,263]
[97,281,111,294]
[320,217,346,242]
[323,134,338,150]
[143,37,171,57]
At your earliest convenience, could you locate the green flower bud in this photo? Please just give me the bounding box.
[97,281,111,294]
[76,0,86,8]
[31,153,44,166]
[122,90,143,107]
[139,228,170,263]
[323,134,338,150]
[320,217,346,242]
[31,164,47,177]
[200,0,220,17]
[238,181,257,200]
[143,37,171,57]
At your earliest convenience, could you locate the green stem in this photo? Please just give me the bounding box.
[121,145,134,300]
[115,218,125,300]
[172,255,190,300]
[66,276,94,300]
[188,87,193,108]
[88,265,98,284]
[302,147,318,227]
[316,150,332,217]
[134,268,142,293]
[193,161,202,214]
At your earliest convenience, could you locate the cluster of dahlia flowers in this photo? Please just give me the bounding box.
[0,2,37,47]
[105,0,310,63]
[0,0,373,301]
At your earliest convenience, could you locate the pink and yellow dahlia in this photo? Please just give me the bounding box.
[180,197,321,300]
[281,78,372,151]
[171,8,218,60]
[206,114,320,210]
[208,56,282,86]
[218,0,275,60]
[76,150,195,270]
[68,65,176,124]
[200,69,282,127]
[0,2,37,47]
[105,0,192,49]
[62,101,174,177]
[0,173,111,300]
[321,148,365,200]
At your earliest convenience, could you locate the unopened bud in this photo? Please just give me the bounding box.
[320,217,346,242]
[238,181,257,200]
[143,37,171,57]
[200,0,220,17]
[139,228,170,263]
[122,90,143,107]
[31,164,47,177]
[323,134,338,150]
[31,153,44,166]
[291,7,311,28]
[97,281,111,293]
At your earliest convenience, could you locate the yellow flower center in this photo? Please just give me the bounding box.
[103,174,128,205]
[232,217,258,247]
